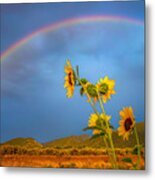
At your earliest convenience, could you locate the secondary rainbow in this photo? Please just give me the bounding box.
[0,15,144,61]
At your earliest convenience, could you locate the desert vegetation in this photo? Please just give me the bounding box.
[0,124,145,169]
[0,145,145,169]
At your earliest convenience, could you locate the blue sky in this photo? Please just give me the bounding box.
[0,1,144,143]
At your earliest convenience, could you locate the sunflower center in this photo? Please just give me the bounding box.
[68,72,73,86]
[99,83,108,95]
[124,118,133,131]
[96,118,102,127]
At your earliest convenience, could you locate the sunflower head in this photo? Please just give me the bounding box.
[88,113,111,135]
[64,59,76,98]
[80,78,88,85]
[86,83,98,103]
[88,114,101,135]
[96,76,116,103]
[79,78,88,96]
[118,107,135,141]
[100,113,112,133]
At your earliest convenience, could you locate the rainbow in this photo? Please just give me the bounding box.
[0,15,144,61]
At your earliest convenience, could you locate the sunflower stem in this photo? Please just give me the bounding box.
[77,76,117,169]
[97,91,118,169]
[103,136,115,168]
[134,125,141,169]
[76,65,79,78]
[99,118,114,168]
[77,77,99,115]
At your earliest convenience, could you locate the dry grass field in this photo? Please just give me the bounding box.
[0,123,145,170]
[0,154,145,170]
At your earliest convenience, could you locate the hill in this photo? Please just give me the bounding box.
[1,122,144,149]
[44,134,90,148]
[44,122,145,148]
[2,137,42,148]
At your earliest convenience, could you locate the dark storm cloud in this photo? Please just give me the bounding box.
[1,86,22,100]
[1,22,144,120]
[1,22,144,100]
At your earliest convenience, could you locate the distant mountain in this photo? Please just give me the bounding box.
[43,134,90,148]
[2,137,42,148]
[1,122,144,149]
[44,122,145,148]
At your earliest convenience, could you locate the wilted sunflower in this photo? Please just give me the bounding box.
[118,107,135,141]
[64,59,76,98]
[96,76,116,103]
[88,113,111,135]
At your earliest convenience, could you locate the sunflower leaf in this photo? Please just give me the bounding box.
[90,132,106,140]
[82,126,103,131]
[121,157,133,164]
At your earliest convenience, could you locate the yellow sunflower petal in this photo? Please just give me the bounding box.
[118,107,135,141]
[97,76,116,103]
[64,60,75,98]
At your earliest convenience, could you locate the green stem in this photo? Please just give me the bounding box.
[134,125,141,169]
[100,117,114,168]
[77,77,99,115]
[103,137,115,169]
[77,77,116,168]
[97,91,118,169]
[76,66,79,77]
[76,68,98,115]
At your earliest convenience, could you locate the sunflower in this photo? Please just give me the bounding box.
[118,107,135,141]
[85,82,98,103]
[88,113,111,135]
[64,59,76,98]
[96,76,116,103]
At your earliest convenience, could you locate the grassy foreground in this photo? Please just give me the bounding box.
[0,154,144,169]
[0,146,145,169]
[0,122,145,169]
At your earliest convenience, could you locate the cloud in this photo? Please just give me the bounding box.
[1,22,144,95]
[1,21,144,142]
[1,21,144,109]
